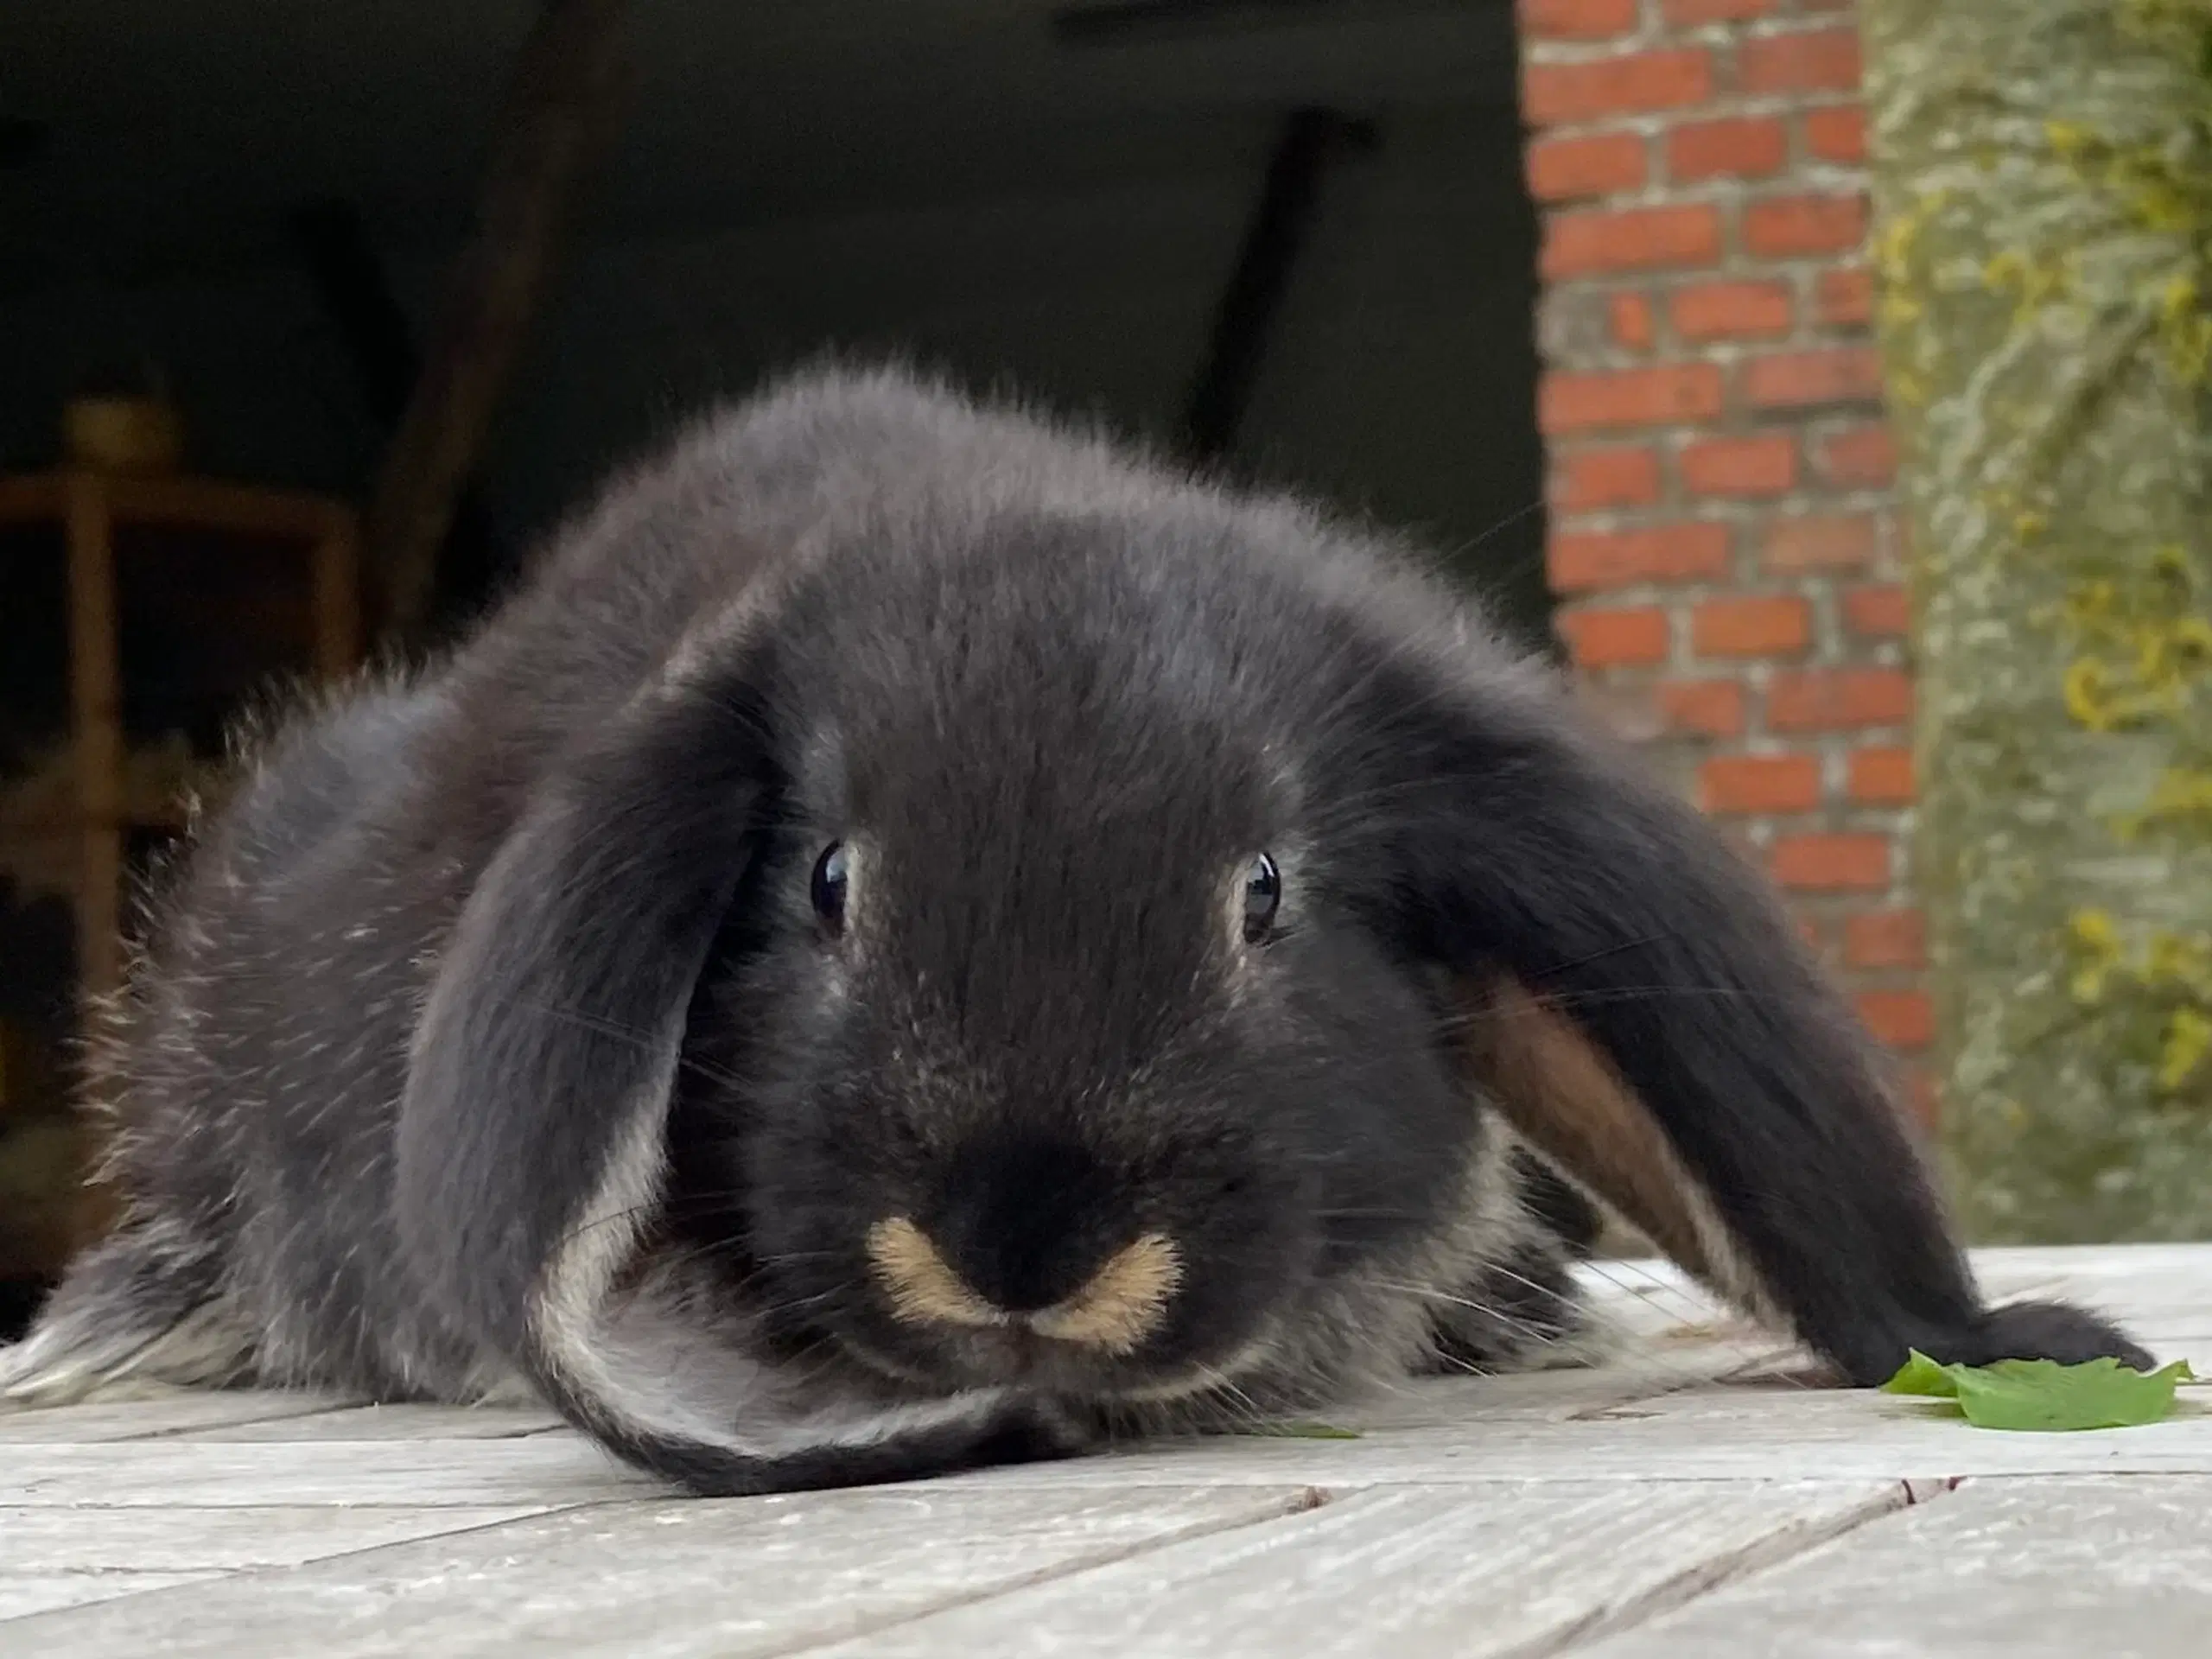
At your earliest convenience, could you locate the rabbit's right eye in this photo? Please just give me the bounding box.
[810,842,850,931]
[1243,852,1281,944]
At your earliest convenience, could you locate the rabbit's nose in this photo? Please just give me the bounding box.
[864,1137,1183,1353]
[932,1135,1116,1313]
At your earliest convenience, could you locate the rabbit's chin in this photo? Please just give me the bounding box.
[824,1313,1277,1408]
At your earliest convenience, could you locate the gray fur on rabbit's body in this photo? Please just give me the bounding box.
[1,365,2148,1496]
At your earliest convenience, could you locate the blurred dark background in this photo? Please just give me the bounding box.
[0,0,1545,1330]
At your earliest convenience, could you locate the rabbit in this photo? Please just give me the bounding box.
[0,362,2151,1497]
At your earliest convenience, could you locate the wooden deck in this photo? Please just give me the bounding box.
[4,1243,2208,1656]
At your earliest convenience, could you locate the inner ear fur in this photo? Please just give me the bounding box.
[1454,976,1772,1322]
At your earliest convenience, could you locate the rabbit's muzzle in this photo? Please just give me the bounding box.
[865,1216,1183,1357]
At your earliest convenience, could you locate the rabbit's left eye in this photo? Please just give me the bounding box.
[1243,853,1281,944]
[811,842,850,931]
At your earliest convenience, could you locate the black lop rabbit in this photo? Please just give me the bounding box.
[0,365,2149,1495]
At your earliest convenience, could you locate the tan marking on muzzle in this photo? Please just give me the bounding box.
[1027,1234,1183,1354]
[865,1217,1183,1355]
[866,1217,1004,1330]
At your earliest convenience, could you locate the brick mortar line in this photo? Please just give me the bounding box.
[1524,21,1863,68]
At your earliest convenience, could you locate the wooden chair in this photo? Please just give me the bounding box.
[0,469,359,1249]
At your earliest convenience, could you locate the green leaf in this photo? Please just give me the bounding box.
[1950,1358,2194,1431]
[1880,1349,1961,1397]
[1879,1351,2197,1430]
[1236,1421,1363,1440]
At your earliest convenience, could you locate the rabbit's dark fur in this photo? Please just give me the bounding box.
[1,365,2149,1495]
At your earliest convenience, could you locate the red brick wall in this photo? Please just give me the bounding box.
[1517,0,1932,1116]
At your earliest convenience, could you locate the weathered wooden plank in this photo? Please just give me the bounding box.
[0,1485,1319,1656]
[15,1372,2207,1511]
[928,1392,2212,1488]
[0,1574,219,1622]
[177,1404,565,1443]
[1975,1248,2212,1352]
[1580,1243,2212,1333]
[0,1392,357,1444]
[0,1436,647,1507]
[803,1480,1904,1659]
[1577,1246,2212,1355]
[1329,1345,1799,1433]
[1577,1475,2212,1657]
[1972,1243,2212,1281]
[0,1505,548,1573]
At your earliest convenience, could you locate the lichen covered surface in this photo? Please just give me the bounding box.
[1866,0,2212,1239]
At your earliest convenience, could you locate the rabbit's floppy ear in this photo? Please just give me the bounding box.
[1365,660,2151,1383]
[396,653,1071,1495]
[396,666,769,1368]
[1458,976,1759,1310]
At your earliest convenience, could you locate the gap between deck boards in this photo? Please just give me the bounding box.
[1492,1477,1949,1659]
